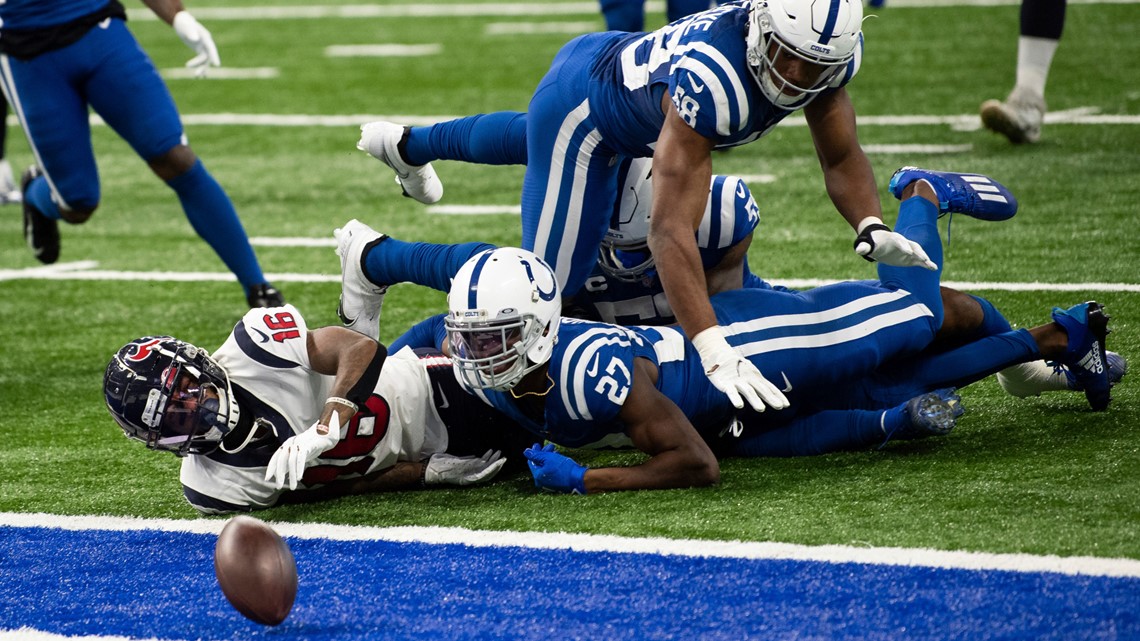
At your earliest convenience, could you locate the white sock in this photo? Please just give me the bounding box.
[996,360,1070,397]
[1015,36,1059,97]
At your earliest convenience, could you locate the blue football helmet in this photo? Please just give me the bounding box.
[103,336,239,456]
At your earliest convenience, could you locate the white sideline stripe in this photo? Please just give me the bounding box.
[485,21,600,35]
[122,0,1139,21]
[251,236,337,247]
[0,630,176,641]
[23,108,1132,130]
[3,512,1138,578]
[426,204,521,215]
[161,67,279,80]
[863,143,973,154]
[2,262,1139,293]
[325,44,442,58]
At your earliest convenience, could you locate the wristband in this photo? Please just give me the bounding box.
[325,396,358,413]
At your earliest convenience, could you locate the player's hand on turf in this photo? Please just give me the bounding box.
[523,443,588,494]
[692,327,789,412]
[172,11,221,77]
[423,450,506,486]
[854,222,937,271]
[265,412,342,491]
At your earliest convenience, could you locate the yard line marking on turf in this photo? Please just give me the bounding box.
[426,204,522,215]
[2,263,1139,293]
[734,173,778,184]
[251,236,337,247]
[122,0,1140,21]
[484,21,600,35]
[325,44,442,58]
[42,109,1137,129]
[4,512,1139,578]
[161,67,279,80]
[862,143,973,154]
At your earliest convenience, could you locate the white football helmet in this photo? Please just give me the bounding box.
[746,0,863,109]
[599,158,656,283]
[446,247,561,391]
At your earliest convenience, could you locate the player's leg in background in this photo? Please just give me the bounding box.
[85,19,278,305]
[666,0,713,22]
[877,178,945,327]
[980,0,1065,143]
[403,111,529,166]
[599,0,645,31]
[363,237,497,293]
[0,93,20,203]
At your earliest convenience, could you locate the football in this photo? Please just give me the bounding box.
[213,515,298,626]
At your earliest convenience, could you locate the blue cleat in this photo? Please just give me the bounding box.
[895,388,964,440]
[888,166,1018,221]
[1049,301,1111,411]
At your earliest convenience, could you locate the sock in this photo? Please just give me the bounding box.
[404,112,528,166]
[966,294,1014,340]
[364,238,495,292]
[167,160,265,291]
[878,195,943,326]
[390,313,447,352]
[1015,36,1060,97]
[26,175,63,220]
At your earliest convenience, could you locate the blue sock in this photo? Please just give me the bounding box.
[364,239,495,292]
[167,160,265,291]
[897,329,1040,393]
[878,195,944,327]
[967,294,1013,339]
[405,112,528,166]
[390,313,447,352]
[26,176,62,220]
[666,0,711,22]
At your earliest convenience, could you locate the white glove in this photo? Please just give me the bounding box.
[172,11,220,78]
[265,412,342,491]
[692,326,789,412]
[853,218,937,271]
[423,450,506,486]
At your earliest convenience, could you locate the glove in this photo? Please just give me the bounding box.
[523,443,588,494]
[853,220,937,271]
[172,11,220,77]
[265,412,342,491]
[423,450,506,486]
[692,326,788,412]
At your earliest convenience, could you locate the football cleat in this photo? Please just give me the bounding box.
[980,86,1046,144]
[0,159,22,204]
[997,352,1126,398]
[21,165,60,264]
[893,388,964,439]
[1048,301,1111,411]
[357,121,443,204]
[246,283,285,308]
[335,219,389,340]
[888,167,1018,221]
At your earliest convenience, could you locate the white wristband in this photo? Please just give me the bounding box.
[691,326,735,369]
[856,216,885,234]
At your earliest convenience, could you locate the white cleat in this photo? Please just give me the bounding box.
[334,219,389,340]
[0,159,23,205]
[980,86,1046,144]
[357,121,443,204]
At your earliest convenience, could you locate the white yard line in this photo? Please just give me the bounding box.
[2,261,1138,292]
[3,511,1138,578]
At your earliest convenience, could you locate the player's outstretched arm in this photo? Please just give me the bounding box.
[582,358,720,492]
[142,0,221,76]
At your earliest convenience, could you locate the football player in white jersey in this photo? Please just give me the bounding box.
[358,0,943,418]
[103,305,532,514]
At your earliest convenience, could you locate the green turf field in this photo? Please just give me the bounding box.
[0,0,1136,560]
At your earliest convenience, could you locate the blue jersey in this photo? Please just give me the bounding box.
[589,1,860,156]
[570,173,764,325]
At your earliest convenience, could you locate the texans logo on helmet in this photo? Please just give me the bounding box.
[128,338,164,362]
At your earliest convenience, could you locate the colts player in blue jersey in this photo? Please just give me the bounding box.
[358,0,942,416]
[430,179,1114,493]
[0,0,283,307]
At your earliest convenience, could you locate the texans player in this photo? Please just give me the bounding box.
[103,306,532,514]
[418,179,1116,492]
[358,0,936,415]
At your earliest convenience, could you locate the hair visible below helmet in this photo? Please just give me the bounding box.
[599,157,656,283]
[103,336,239,456]
[746,0,862,110]
[445,247,561,392]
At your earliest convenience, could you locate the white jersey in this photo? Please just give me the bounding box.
[179,305,447,514]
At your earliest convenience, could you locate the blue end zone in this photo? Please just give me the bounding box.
[1,527,1136,640]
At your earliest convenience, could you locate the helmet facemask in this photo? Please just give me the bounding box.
[446,310,551,392]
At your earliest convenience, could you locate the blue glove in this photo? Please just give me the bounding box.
[523,443,588,494]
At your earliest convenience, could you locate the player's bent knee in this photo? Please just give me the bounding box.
[148,145,199,181]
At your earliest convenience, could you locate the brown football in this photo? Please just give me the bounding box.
[213,515,298,626]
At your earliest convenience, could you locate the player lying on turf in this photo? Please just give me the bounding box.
[338,166,1123,401]
[102,305,533,514]
[347,176,1116,492]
